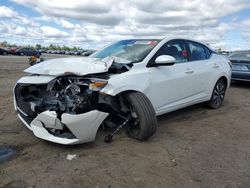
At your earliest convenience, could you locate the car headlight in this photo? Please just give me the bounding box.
[89,80,108,91]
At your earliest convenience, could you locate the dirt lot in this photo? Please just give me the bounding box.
[0,54,250,188]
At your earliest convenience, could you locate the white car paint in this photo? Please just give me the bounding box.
[30,110,108,145]
[100,39,231,115]
[14,37,231,144]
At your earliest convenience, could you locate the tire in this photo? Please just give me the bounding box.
[207,79,226,109]
[3,52,7,55]
[126,92,157,141]
[20,52,24,56]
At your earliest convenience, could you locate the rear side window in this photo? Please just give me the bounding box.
[187,41,207,61]
[204,47,211,58]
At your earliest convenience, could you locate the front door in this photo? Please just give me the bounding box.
[147,40,208,114]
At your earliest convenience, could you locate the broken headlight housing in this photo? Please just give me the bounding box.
[89,79,108,91]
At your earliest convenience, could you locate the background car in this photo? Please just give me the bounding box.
[9,47,20,55]
[82,50,96,56]
[228,51,250,82]
[0,48,8,55]
[16,48,41,56]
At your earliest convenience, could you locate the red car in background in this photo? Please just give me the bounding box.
[9,47,20,55]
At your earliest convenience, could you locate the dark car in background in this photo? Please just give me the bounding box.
[228,51,250,82]
[0,48,8,55]
[16,48,40,56]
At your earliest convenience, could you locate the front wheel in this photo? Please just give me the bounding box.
[125,92,157,141]
[207,79,226,109]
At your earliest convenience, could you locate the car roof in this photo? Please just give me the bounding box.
[119,37,214,51]
[162,37,214,50]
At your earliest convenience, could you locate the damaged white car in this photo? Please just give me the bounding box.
[14,38,231,145]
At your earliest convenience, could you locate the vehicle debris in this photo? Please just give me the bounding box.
[66,154,77,161]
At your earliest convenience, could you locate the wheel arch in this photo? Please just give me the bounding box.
[101,89,155,112]
[207,76,228,109]
[100,84,148,97]
[218,75,229,88]
[114,90,156,112]
[115,89,143,96]
[207,74,230,101]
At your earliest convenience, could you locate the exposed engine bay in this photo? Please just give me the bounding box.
[22,76,107,115]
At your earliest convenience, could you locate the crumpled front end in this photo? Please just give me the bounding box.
[13,75,110,145]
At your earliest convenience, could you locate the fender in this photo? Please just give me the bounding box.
[100,84,147,96]
[100,68,151,96]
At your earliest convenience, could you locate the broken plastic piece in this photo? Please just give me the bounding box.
[67,154,77,161]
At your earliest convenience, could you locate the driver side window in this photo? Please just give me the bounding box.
[151,40,188,64]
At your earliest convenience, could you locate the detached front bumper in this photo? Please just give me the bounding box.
[15,98,108,144]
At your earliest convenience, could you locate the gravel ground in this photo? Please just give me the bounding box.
[0,54,250,188]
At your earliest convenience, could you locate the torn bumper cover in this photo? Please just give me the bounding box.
[16,108,108,145]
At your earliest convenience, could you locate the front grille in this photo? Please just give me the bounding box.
[17,108,33,124]
[14,84,31,116]
[14,83,38,126]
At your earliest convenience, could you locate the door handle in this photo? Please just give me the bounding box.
[213,64,219,68]
[185,70,194,74]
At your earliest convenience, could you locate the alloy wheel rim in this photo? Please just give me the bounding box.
[212,82,225,106]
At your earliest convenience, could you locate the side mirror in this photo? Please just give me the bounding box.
[155,55,176,66]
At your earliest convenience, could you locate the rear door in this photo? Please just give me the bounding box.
[184,40,212,98]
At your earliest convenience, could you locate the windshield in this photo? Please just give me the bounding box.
[228,51,250,61]
[91,39,160,63]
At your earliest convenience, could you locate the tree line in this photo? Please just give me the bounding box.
[0,41,83,51]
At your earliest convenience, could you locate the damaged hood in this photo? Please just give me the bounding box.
[24,57,113,76]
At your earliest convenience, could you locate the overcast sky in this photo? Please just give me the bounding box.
[0,0,250,50]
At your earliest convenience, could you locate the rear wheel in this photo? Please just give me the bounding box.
[3,52,7,55]
[207,79,226,109]
[125,92,157,141]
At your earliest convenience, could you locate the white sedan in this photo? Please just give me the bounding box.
[14,38,231,145]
